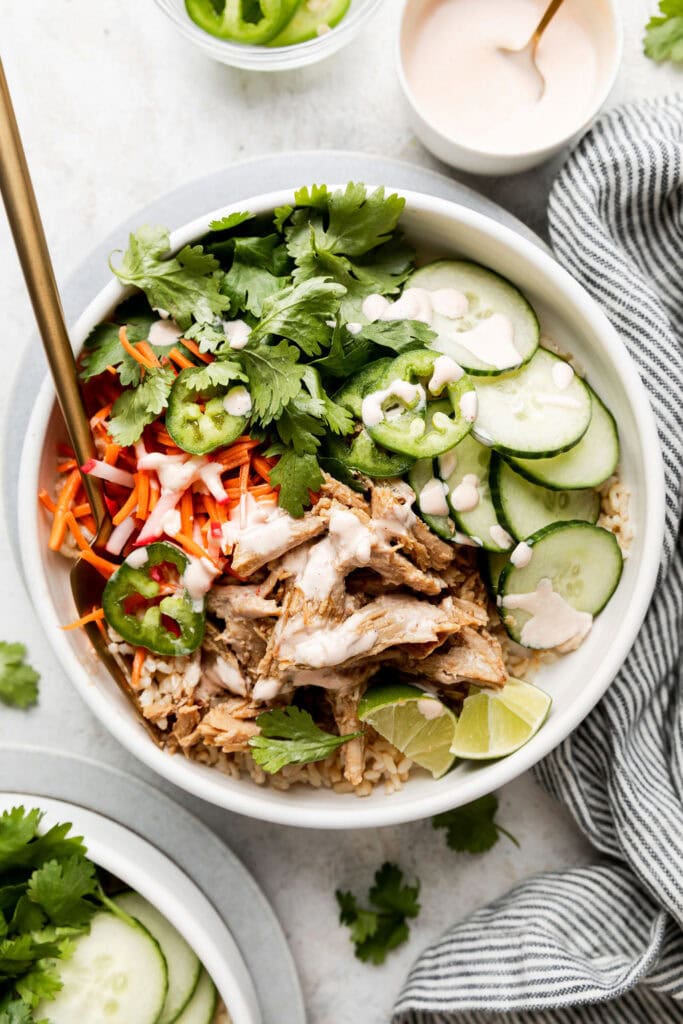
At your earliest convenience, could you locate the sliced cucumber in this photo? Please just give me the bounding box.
[439,433,513,552]
[508,386,619,489]
[473,349,592,458]
[174,970,218,1024]
[499,521,623,648]
[268,0,350,45]
[115,892,200,1024]
[35,910,167,1024]
[481,550,509,596]
[408,259,539,375]
[490,455,600,542]
[408,458,455,540]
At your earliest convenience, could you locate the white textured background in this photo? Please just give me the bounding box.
[0,2,680,1022]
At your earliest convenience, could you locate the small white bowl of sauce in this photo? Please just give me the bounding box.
[398,0,622,175]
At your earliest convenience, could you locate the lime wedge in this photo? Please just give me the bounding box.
[358,683,458,779]
[450,678,551,760]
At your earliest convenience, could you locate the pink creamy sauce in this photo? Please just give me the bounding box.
[403,0,605,154]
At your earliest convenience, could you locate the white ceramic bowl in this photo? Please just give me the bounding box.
[19,187,665,829]
[153,0,386,70]
[0,793,260,1024]
[397,0,623,175]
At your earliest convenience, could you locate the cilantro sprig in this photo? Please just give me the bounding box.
[644,0,683,62]
[432,795,519,854]
[0,807,105,1020]
[336,863,420,965]
[248,706,361,773]
[0,645,39,710]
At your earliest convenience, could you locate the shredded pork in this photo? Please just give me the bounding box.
[134,475,508,786]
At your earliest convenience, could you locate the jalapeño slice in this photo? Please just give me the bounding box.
[166,366,250,455]
[102,542,206,657]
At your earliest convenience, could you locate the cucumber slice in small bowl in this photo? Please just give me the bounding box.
[508,385,620,489]
[490,454,600,542]
[439,433,513,552]
[472,348,592,458]
[407,259,540,375]
[174,969,218,1024]
[115,891,201,1024]
[498,521,623,649]
[408,458,455,540]
[35,909,168,1024]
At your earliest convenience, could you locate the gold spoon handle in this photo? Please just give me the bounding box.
[531,0,565,50]
[0,57,105,528]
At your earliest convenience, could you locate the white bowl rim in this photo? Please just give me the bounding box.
[395,0,624,160]
[18,185,665,829]
[0,790,260,1024]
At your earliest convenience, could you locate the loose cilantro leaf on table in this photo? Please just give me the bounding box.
[336,863,420,965]
[110,226,228,329]
[0,645,39,710]
[644,0,683,62]
[432,795,519,854]
[249,706,361,773]
[107,366,175,446]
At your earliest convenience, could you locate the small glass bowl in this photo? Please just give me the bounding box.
[153,0,387,70]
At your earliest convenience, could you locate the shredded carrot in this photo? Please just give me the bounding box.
[217,449,254,472]
[252,456,273,483]
[104,442,121,465]
[119,326,155,370]
[95,615,109,643]
[61,606,106,632]
[172,531,220,568]
[38,490,56,514]
[136,472,150,520]
[149,478,160,512]
[136,340,160,368]
[49,469,82,551]
[180,489,194,537]
[57,459,78,473]
[167,347,195,370]
[225,483,275,501]
[65,512,91,552]
[90,403,113,428]
[113,479,139,526]
[131,647,146,688]
[239,459,250,495]
[81,515,97,534]
[72,501,92,517]
[151,424,180,449]
[181,337,214,364]
[78,547,118,579]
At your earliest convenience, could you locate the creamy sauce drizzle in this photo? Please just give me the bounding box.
[222,318,252,349]
[297,510,372,601]
[223,385,252,417]
[451,473,480,512]
[181,555,219,607]
[428,355,465,395]
[417,697,445,720]
[552,361,575,390]
[503,577,593,649]
[126,548,149,569]
[453,314,521,370]
[438,450,458,479]
[418,478,450,516]
[459,391,479,422]
[148,319,182,347]
[221,493,293,556]
[283,620,379,668]
[489,524,513,549]
[510,541,533,568]
[361,286,468,325]
[361,380,426,428]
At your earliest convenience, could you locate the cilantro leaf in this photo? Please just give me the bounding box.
[251,277,345,357]
[336,862,420,965]
[27,857,99,928]
[268,449,324,518]
[249,705,360,773]
[183,320,231,355]
[237,341,304,424]
[108,366,175,446]
[222,234,291,318]
[180,360,247,392]
[287,183,405,257]
[15,961,62,1008]
[0,998,35,1024]
[313,322,375,377]
[0,810,42,872]
[0,645,39,710]
[432,794,519,854]
[356,319,436,353]
[110,226,228,329]
[300,368,354,436]
[0,935,61,981]
[275,405,325,456]
[644,0,683,62]
[208,211,253,232]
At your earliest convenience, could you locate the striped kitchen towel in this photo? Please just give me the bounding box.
[393,96,683,1023]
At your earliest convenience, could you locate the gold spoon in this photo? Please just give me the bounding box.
[0,58,159,741]
[499,0,565,99]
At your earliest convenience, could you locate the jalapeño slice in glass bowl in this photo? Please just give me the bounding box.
[103,542,206,657]
[166,367,251,455]
[362,349,475,459]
